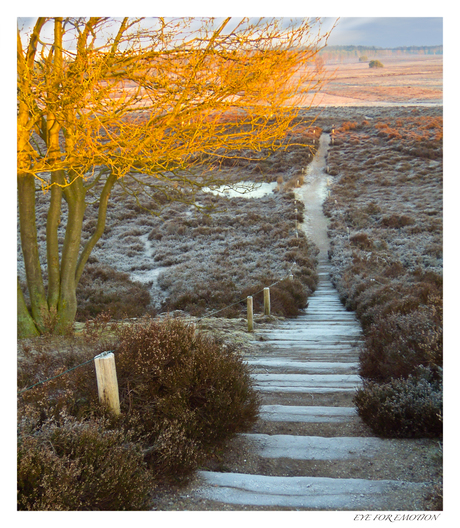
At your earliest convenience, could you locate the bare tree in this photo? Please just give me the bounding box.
[17,17,332,337]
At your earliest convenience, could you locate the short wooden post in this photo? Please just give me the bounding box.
[94,351,121,415]
[247,296,254,332]
[264,288,271,316]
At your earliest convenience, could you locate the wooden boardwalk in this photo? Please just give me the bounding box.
[194,258,428,510]
[192,135,430,510]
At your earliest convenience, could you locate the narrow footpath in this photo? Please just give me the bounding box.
[189,134,431,511]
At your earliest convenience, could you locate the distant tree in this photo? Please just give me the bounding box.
[17,17,333,337]
[359,55,368,62]
[315,55,325,74]
[369,60,384,68]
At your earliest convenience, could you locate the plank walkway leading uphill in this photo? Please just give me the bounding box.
[190,135,431,511]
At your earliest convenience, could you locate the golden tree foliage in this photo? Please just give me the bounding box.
[17,17,332,337]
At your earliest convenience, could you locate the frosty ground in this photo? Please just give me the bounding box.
[17,103,443,511]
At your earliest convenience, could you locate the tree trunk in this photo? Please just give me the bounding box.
[17,278,39,338]
[76,172,117,283]
[54,178,87,334]
[17,174,49,333]
[46,171,64,312]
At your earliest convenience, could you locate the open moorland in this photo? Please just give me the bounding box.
[17,54,443,511]
[304,55,442,107]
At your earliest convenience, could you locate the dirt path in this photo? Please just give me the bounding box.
[295,132,331,260]
[151,134,440,511]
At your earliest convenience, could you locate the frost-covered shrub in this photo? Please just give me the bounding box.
[359,306,442,382]
[154,194,318,317]
[354,367,442,438]
[380,214,415,228]
[76,261,152,320]
[17,414,155,511]
[114,317,260,476]
[350,232,373,250]
[18,340,100,422]
[18,317,260,496]
[323,108,443,440]
[242,278,310,318]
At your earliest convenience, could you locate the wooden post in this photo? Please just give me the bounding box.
[289,274,294,281]
[94,351,121,415]
[264,288,271,316]
[247,296,254,332]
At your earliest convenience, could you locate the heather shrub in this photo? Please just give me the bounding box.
[359,307,442,382]
[354,367,442,438]
[18,342,100,422]
[350,232,373,250]
[113,317,260,477]
[339,121,358,132]
[323,107,443,440]
[380,214,415,228]
[149,190,318,318]
[76,261,153,320]
[17,414,155,511]
[243,277,310,318]
[18,317,259,493]
[271,280,310,316]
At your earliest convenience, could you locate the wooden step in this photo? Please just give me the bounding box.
[196,471,427,510]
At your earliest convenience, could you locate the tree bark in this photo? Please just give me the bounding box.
[53,178,87,334]
[76,172,117,283]
[46,172,64,313]
[17,174,49,333]
[17,278,39,338]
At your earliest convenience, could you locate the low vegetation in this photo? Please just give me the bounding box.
[18,106,443,509]
[17,120,321,511]
[322,107,442,440]
[18,123,321,322]
[18,317,260,510]
[354,366,442,439]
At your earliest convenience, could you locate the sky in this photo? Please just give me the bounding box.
[321,17,443,48]
[16,16,443,51]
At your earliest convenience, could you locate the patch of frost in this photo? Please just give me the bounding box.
[202,182,278,199]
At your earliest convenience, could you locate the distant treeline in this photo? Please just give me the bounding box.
[319,45,443,62]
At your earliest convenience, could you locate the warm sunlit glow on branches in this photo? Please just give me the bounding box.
[17,16,335,336]
[18,17,332,191]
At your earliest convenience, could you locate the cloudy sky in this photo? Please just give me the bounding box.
[322,17,442,48]
[16,16,443,50]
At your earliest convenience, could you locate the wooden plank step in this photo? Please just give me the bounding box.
[259,405,357,423]
[252,373,361,393]
[196,472,427,510]
[241,433,389,460]
[246,359,359,374]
